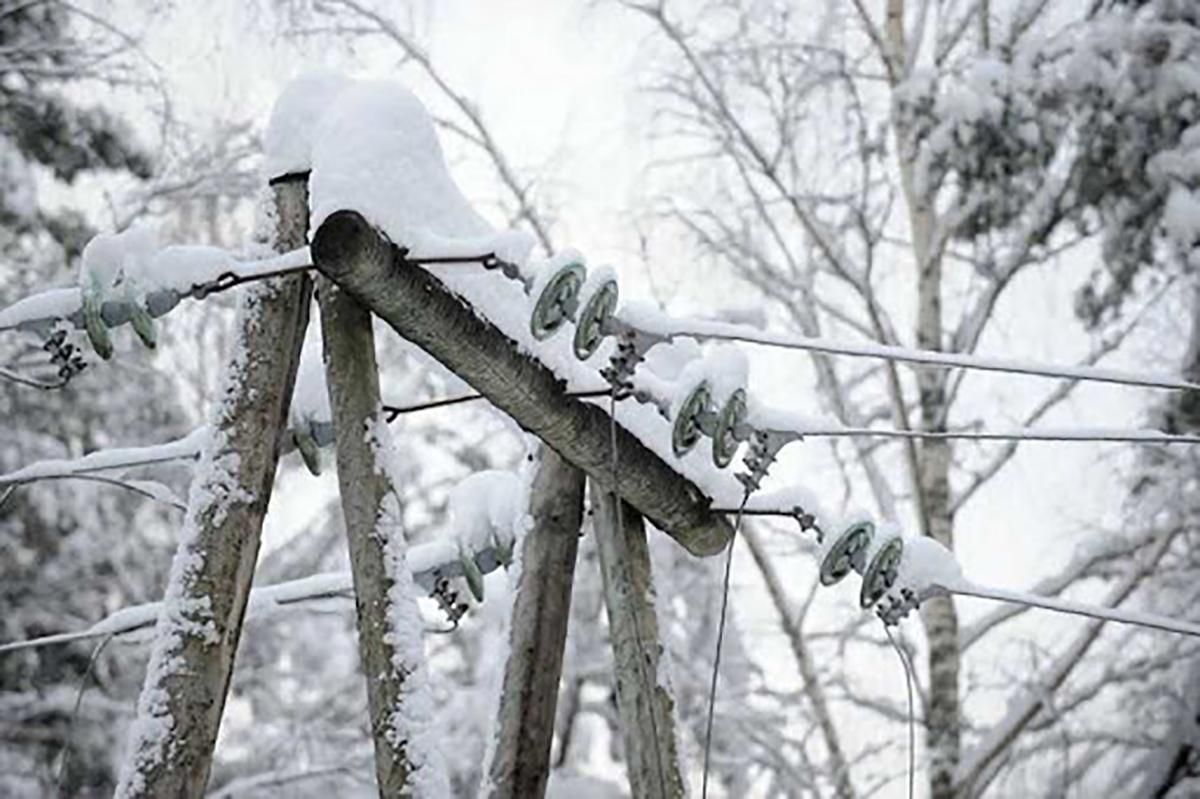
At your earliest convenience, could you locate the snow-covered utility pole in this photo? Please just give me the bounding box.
[590,481,686,799]
[308,209,734,557]
[115,177,312,797]
[484,446,585,797]
[317,254,447,792]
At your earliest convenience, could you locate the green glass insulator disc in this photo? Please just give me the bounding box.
[530,261,586,341]
[293,429,322,476]
[672,382,711,458]
[82,288,113,360]
[860,536,904,608]
[128,300,157,350]
[460,551,485,602]
[573,279,619,360]
[819,521,874,586]
[712,388,747,469]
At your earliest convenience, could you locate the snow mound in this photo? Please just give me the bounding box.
[310,79,491,247]
[449,470,522,555]
[891,534,964,602]
[263,70,352,179]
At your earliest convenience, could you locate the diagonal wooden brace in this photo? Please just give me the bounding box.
[310,210,733,557]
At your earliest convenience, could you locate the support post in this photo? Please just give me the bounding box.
[590,479,685,799]
[310,210,732,558]
[484,446,585,798]
[115,177,311,797]
[318,273,442,793]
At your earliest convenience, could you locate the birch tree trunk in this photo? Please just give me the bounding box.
[484,446,584,798]
[318,275,448,795]
[882,3,961,795]
[591,480,685,799]
[115,177,312,797]
[1127,284,1200,798]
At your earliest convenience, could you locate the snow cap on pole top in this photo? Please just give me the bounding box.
[263,70,351,181]
[311,79,487,244]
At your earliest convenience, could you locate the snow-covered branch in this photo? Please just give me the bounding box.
[0,539,510,656]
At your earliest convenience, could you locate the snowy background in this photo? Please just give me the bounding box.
[2,1,1200,797]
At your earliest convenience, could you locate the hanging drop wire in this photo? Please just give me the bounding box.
[883,624,916,799]
[701,494,749,799]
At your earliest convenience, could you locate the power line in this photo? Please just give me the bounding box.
[632,317,1200,392]
[947,580,1200,638]
[781,426,1200,444]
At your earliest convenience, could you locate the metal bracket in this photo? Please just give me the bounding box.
[737,428,801,494]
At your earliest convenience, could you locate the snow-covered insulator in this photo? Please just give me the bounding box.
[573,277,619,361]
[818,520,873,586]
[292,426,322,476]
[672,381,712,457]
[874,536,962,625]
[859,529,904,609]
[529,261,587,341]
[713,388,747,468]
[82,277,113,360]
[459,548,485,602]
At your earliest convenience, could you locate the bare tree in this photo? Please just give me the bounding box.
[617,0,1200,795]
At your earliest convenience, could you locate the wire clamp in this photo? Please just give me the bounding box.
[737,428,799,493]
[43,329,87,383]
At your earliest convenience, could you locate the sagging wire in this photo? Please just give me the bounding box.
[382,387,610,421]
[884,623,916,799]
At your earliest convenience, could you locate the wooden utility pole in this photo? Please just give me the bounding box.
[591,480,685,799]
[309,209,733,557]
[484,446,585,798]
[115,176,311,797]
